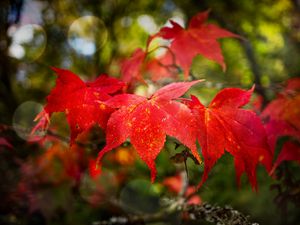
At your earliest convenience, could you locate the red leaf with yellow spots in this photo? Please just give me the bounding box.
[149,10,239,79]
[33,67,124,144]
[96,80,202,181]
[187,87,272,190]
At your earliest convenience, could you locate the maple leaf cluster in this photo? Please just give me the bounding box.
[31,11,299,190]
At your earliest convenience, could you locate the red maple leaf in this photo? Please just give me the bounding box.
[262,95,300,130]
[187,87,272,190]
[262,78,300,172]
[149,10,239,79]
[145,51,178,82]
[33,67,124,144]
[272,142,300,172]
[264,120,300,173]
[262,78,300,130]
[96,80,202,182]
[121,48,147,84]
[264,120,300,153]
[121,48,178,85]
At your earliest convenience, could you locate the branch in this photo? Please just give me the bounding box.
[239,39,266,100]
[93,202,258,225]
[185,203,258,225]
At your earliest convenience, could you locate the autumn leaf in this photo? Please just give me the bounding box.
[33,67,124,144]
[121,48,147,84]
[89,158,102,180]
[149,10,239,79]
[187,87,272,190]
[264,119,300,173]
[262,95,300,130]
[121,47,177,84]
[43,143,84,182]
[272,142,300,172]
[262,78,300,172]
[21,142,84,184]
[96,80,202,182]
[262,78,300,130]
[0,137,13,150]
[145,51,178,82]
[264,120,300,153]
[284,77,300,93]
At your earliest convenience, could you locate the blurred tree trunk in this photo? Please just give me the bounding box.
[0,0,19,120]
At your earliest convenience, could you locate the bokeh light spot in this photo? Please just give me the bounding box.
[68,16,108,56]
[8,24,47,61]
[13,101,46,141]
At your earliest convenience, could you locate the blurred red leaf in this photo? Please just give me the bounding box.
[0,137,13,149]
[272,142,300,173]
[89,158,102,180]
[163,174,182,194]
[121,48,147,84]
[285,77,300,93]
[264,120,300,173]
[262,78,300,128]
[262,78,300,172]
[262,94,300,130]
[264,120,300,153]
[145,51,178,82]
[149,10,239,79]
[163,174,201,205]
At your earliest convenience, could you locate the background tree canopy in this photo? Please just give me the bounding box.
[0,0,299,225]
